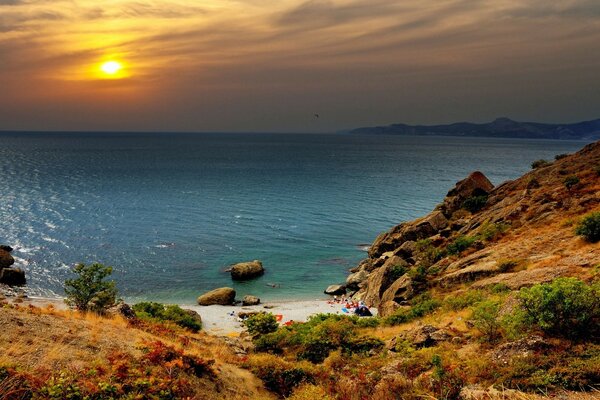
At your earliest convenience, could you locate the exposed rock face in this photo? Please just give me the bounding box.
[0,247,15,269]
[380,275,413,306]
[324,285,346,295]
[230,260,264,280]
[242,295,260,306]
[388,324,452,349]
[345,269,368,290]
[439,171,494,217]
[0,268,26,285]
[197,287,236,305]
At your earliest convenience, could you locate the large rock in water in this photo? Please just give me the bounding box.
[0,247,15,269]
[0,268,26,285]
[230,260,264,280]
[197,287,236,305]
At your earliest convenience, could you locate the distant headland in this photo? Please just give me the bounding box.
[346,117,600,140]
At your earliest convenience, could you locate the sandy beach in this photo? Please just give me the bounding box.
[3,293,377,336]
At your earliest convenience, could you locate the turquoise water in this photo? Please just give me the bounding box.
[0,132,587,302]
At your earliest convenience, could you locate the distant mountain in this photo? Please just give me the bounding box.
[347,117,600,140]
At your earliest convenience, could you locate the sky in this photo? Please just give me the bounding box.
[1,0,599,133]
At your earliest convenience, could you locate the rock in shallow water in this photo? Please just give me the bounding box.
[197,287,236,305]
[324,284,346,295]
[230,260,264,281]
[0,268,26,286]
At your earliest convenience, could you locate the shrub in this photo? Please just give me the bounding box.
[443,290,484,311]
[575,212,600,243]
[470,300,502,342]
[244,354,314,397]
[288,384,333,400]
[479,221,509,241]
[385,293,440,325]
[389,264,408,282]
[527,178,540,189]
[517,278,600,338]
[415,239,446,267]
[341,336,384,355]
[563,175,580,190]
[531,159,550,169]
[554,153,568,160]
[446,235,476,255]
[462,195,489,213]
[132,302,202,332]
[244,313,279,336]
[64,263,117,314]
[596,166,600,176]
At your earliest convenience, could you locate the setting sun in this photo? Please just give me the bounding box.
[100,61,123,75]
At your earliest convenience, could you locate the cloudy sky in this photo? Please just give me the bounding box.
[1,0,599,132]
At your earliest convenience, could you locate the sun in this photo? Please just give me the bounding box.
[100,60,123,75]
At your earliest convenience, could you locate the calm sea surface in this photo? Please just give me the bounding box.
[0,132,587,303]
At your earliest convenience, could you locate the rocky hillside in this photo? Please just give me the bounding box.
[349,141,600,316]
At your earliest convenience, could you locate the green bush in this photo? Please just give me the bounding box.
[462,195,489,213]
[531,159,550,169]
[415,239,446,267]
[389,264,408,282]
[64,263,117,314]
[443,290,484,311]
[470,300,502,342]
[575,212,600,243]
[479,222,509,241]
[244,313,279,336]
[446,235,476,255]
[517,278,600,338]
[132,302,202,332]
[563,175,580,190]
[341,336,384,355]
[554,153,569,160]
[385,293,440,326]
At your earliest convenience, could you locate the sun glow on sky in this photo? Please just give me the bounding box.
[1,0,599,132]
[100,61,122,75]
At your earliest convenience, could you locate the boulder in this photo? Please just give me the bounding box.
[0,245,13,252]
[230,260,264,280]
[324,284,346,295]
[357,263,402,308]
[392,324,452,349]
[378,300,403,317]
[0,268,26,285]
[380,275,414,308]
[0,248,15,269]
[242,295,260,306]
[197,287,236,305]
[346,269,369,290]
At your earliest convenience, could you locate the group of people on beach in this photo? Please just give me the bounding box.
[328,296,373,317]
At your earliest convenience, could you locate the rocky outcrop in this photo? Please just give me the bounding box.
[230,260,264,281]
[324,285,346,295]
[0,268,26,286]
[388,324,452,349]
[242,295,260,306]
[197,287,236,305]
[438,171,494,217]
[350,141,600,314]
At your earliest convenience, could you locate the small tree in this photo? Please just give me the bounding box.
[471,300,502,342]
[64,263,117,314]
[531,159,550,169]
[575,212,600,243]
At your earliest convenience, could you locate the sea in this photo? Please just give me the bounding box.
[0,132,588,303]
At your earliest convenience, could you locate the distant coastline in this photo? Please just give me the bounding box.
[346,117,600,140]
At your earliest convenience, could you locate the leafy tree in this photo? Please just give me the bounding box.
[575,212,600,243]
[64,263,117,314]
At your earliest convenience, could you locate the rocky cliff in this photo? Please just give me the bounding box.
[350,141,600,316]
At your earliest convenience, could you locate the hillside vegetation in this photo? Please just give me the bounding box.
[1,141,599,399]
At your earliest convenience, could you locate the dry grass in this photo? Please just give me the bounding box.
[0,303,275,399]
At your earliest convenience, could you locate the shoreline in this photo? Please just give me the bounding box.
[1,292,377,335]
